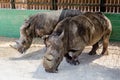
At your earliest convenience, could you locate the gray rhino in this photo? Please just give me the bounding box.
[43,12,112,73]
[10,9,82,53]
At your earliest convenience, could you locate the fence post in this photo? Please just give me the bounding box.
[10,0,15,9]
[52,0,57,10]
[26,0,29,9]
[100,0,106,12]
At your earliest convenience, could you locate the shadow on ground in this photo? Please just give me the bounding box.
[8,43,120,80]
[32,52,120,80]
[9,47,46,60]
[33,50,120,80]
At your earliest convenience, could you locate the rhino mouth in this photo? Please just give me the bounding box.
[17,47,26,54]
[45,68,58,73]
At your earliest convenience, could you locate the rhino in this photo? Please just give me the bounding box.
[10,9,82,53]
[43,12,112,73]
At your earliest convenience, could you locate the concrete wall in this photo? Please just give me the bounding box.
[0,9,120,41]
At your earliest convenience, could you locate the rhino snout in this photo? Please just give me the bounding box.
[10,41,26,54]
[43,55,54,68]
[43,54,59,73]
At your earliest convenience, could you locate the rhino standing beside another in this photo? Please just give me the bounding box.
[43,12,112,73]
[10,9,82,53]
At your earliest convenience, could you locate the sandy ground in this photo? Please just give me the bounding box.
[0,37,120,80]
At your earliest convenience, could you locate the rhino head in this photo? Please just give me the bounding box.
[43,32,64,73]
[10,37,32,54]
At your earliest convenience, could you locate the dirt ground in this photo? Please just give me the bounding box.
[0,37,120,80]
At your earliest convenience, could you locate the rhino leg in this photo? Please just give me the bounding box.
[101,31,111,55]
[88,42,99,55]
[65,48,84,65]
[65,53,72,63]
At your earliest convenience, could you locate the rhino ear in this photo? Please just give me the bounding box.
[42,35,49,40]
[42,35,49,47]
[59,31,64,40]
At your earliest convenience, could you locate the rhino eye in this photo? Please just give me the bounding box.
[22,40,26,45]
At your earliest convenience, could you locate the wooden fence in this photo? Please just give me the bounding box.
[0,0,120,13]
[57,0,100,12]
[27,0,53,10]
[105,0,120,13]
[0,0,10,8]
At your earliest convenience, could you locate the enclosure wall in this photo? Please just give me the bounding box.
[0,9,120,41]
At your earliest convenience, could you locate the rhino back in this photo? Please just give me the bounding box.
[69,12,110,47]
[25,9,82,37]
[58,9,82,21]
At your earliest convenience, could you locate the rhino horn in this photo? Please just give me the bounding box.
[9,40,19,50]
[59,31,64,39]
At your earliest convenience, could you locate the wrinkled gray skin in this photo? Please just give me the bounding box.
[43,12,112,73]
[10,9,82,53]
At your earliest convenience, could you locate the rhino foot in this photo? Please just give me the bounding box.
[66,58,80,65]
[88,51,97,55]
[101,50,108,55]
